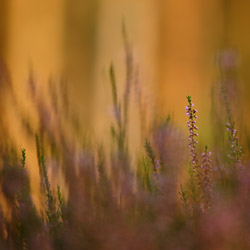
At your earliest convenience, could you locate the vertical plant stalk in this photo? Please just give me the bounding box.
[186,96,206,215]
[186,96,200,178]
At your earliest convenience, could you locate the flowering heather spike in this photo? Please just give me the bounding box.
[200,145,213,211]
[186,96,200,177]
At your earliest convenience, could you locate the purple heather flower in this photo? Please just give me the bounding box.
[186,96,200,179]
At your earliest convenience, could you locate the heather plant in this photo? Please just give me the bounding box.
[186,96,199,175]
[185,96,203,216]
[185,96,216,215]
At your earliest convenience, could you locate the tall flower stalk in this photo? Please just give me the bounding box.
[186,97,214,213]
[186,96,199,178]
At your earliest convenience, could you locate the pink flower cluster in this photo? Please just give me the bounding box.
[186,96,199,174]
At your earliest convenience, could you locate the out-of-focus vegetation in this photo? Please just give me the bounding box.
[0,1,250,249]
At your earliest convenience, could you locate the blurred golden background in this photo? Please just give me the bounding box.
[0,0,250,207]
[1,1,250,130]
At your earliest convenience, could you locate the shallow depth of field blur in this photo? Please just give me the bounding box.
[0,1,250,249]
